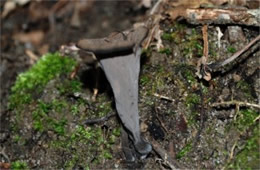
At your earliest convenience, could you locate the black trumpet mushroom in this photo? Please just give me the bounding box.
[76,26,152,161]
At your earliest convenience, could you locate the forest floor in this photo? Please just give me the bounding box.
[1,1,259,169]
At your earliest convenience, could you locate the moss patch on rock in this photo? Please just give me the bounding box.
[8,53,120,169]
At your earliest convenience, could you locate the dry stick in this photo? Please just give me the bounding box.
[211,100,260,110]
[229,141,237,160]
[154,106,169,133]
[0,147,10,163]
[220,35,260,67]
[168,8,260,26]
[202,25,208,59]
[143,0,164,49]
[254,115,260,122]
[150,0,164,15]
[221,140,238,170]
[153,93,175,102]
[152,140,184,170]
[210,35,260,71]
[84,113,115,125]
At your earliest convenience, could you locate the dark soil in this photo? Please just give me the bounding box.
[1,1,259,169]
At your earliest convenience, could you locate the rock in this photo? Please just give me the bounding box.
[227,26,246,43]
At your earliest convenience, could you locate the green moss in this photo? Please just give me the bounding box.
[140,74,151,86]
[11,160,29,170]
[13,134,25,145]
[235,109,258,132]
[140,65,173,96]
[96,94,113,117]
[224,108,259,169]
[161,23,186,43]
[8,53,76,109]
[176,142,192,159]
[183,28,203,58]
[175,64,197,86]
[57,79,82,95]
[142,47,152,58]
[159,48,172,55]
[161,32,173,41]
[51,125,120,167]
[227,46,236,54]
[185,93,200,108]
[29,99,69,135]
[227,125,259,169]
[236,80,253,99]
[185,69,196,85]
[161,23,203,59]
[8,52,119,168]
[185,93,201,126]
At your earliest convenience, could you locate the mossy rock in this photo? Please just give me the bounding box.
[8,53,120,169]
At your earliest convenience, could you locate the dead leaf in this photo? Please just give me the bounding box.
[25,49,38,65]
[0,162,11,169]
[203,71,212,81]
[70,1,93,27]
[1,0,31,18]
[13,30,44,46]
[141,0,152,8]
[38,44,49,55]
[1,0,16,18]
[28,1,49,21]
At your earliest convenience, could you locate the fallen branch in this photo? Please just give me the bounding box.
[210,35,260,71]
[211,100,260,110]
[167,8,260,27]
[153,93,175,102]
[254,115,260,122]
[196,34,260,77]
[152,140,185,170]
[84,113,115,125]
[154,106,169,133]
[0,147,10,163]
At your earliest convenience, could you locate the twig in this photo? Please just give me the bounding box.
[84,113,115,125]
[211,100,260,109]
[229,141,237,160]
[153,93,175,102]
[221,140,238,170]
[152,140,185,170]
[25,49,38,65]
[202,25,209,59]
[0,147,10,163]
[254,115,260,122]
[209,35,260,71]
[154,106,169,133]
[167,8,260,26]
[150,0,164,15]
[220,35,260,67]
